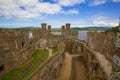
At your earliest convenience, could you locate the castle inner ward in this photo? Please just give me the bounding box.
[0,23,120,80]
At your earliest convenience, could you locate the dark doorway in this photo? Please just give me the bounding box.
[0,65,4,73]
[22,42,25,47]
[95,63,98,69]
[30,41,32,44]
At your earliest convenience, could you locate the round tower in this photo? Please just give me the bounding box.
[62,25,65,31]
[48,25,51,32]
[41,23,47,31]
[118,16,120,31]
[66,23,70,31]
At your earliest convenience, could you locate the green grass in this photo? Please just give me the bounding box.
[2,50,48,80]
[52,49,57,54]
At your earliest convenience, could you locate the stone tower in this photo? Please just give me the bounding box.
[66,23,70,31]
[62,25,65,32]
[48,25,51,32]
[41,23,47,31]
[118,16,120,31]
[115,17,120,48]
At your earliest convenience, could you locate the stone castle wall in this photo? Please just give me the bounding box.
[0,23,66,78]
[87,32,116,59]
[87,31,120,79]
[2,23,119,80]
[64,39,111,80]
[0,29,42,76]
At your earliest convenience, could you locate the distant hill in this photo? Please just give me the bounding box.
[0,27,40,30]
[105,26,120,33]
[0,26,114,31]
[71,27,112,31]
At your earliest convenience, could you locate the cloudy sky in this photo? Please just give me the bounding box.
[0,0,120,28]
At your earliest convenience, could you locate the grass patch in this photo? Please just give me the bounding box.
[2,50,48,80]
[52,49,57,54]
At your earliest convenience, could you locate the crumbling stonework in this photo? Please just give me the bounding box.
[1,23,120,80]
[87,31,120,80]
[0,23,61,78]
[25,27,119,80]
[64,39,111,80]
[0,29,41,77]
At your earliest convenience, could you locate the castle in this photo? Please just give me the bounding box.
[0,23,120,80]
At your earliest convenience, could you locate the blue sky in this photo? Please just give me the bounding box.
[0,0,120,28]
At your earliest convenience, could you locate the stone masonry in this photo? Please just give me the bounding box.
[0,23,120,80]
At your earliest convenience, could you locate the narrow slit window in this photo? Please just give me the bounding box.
[22,42,25,47]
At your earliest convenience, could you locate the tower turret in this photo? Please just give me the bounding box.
[48,25,51,32]
[118,16,120,31]
[66,23,70,31]
[62,25,65,31]
[41,23,47,31]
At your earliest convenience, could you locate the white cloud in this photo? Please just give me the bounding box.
[0,0,62,20]
[44,16,118,27]
[61,9,79,15]
[16,0,38,7]
[112,0,120,2]
[92,15,108,20]
[93,20,118,26]
[89,0,107,6]
[0,0,83,20]
[92,15,118,26]
[93,21,107,26]
[33,3,61,14]
[56,0,85,6]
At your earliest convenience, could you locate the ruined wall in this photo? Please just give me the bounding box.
[64,39,110,80]
[87,32,120,80]
[0,24,63,78]
[62,31,120,80]
[25,51,64,80]
[0,29,42,76]
[87,32,116,59]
